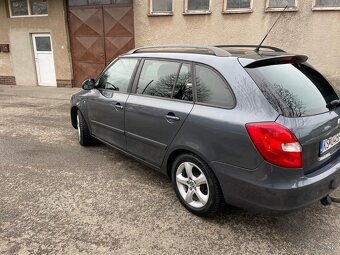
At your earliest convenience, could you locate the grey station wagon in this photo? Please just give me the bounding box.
[71,45,340,216]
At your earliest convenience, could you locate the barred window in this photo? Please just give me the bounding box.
[68,0,132,6]
[266,0,297,11]
[224,0,252,12]
[267,0,296,8]
[314,0,340,8]
[9,0,48,17]
[149,0,173,15]
[185,0,211,13]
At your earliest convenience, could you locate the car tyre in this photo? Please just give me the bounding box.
[171,153,224,217]
[77,110,92,146]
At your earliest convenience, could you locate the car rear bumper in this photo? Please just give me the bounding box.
[211,157,340,214]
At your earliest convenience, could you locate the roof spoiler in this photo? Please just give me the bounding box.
[245,55,308,68]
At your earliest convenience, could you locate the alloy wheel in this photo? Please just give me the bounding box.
[175,162,209,208]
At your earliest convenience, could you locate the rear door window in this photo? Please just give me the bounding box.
[173,63,193,101]
[195,65,234,108]
[247,63,339,117]
[137,60,180,98]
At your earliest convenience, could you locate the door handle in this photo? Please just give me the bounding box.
[114,103,124,110]
[165,113,180,122]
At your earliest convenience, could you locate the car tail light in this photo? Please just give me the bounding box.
[246,122,302,168]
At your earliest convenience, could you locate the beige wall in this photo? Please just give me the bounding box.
[134,0,340,86]
[0,1,13,77]
[0,0,72,86]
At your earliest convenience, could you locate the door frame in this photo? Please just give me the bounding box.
[32,33,57,86]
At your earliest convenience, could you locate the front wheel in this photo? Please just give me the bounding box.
[171,153,224,217]
[76,110,92,146]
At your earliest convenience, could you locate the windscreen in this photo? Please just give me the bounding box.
[246,63,339,117]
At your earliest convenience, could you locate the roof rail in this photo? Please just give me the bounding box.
[214,45,286,53]
[128,45,231,57]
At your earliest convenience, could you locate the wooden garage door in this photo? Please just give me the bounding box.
[68,4,135,87]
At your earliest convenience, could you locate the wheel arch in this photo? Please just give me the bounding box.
[164,146,216,180]
[70,106,79,129]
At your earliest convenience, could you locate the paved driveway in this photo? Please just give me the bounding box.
[0,86,339,255]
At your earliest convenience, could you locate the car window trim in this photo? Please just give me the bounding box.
[171,63,183,98]
[129,57,236,109]
[95,57,141,94]
[128,93,195,105]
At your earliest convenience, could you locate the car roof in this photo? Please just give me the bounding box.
[123,45,306,67]
[126,45,292,58]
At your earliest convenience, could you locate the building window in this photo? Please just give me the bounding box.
[223,0,252,13]
[313,0,340,10]
[68,0,132,6]
[9,0,48,17]
[265,0,298,12]
[149,0,173,16]
[184,0,211,14]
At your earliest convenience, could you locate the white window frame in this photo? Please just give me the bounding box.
[223,0,253,14]
[265,0,298,12]
[148,0,174,16]
[184,0,212,15]
[8,0,48,18]
[312,0,340,11]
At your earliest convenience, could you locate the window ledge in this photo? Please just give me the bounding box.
[10,14,48,18]
[222,9,253,14]
[265,7,298,12]
[312,7,340,11]
[183,11,212,15]
[148,12,173,17]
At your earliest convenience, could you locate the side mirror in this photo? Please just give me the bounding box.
[82,79,95,90]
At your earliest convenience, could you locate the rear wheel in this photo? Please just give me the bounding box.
[171,153,224,217]
[77,110,92,146]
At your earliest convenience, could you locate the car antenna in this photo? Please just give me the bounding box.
[255,5,288,53]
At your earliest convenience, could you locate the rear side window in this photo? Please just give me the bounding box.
[195,65,234,108]
[137,60,180,98]
[247,63,339,117]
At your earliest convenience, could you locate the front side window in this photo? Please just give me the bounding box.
[97,58,138,92]
[266,0,297,11]
[313,0,340,9]
[224,0,252,12]
[185,0,211,13]
[137,60,180,98]
[195,65,235,108]
[9,0,48,17]
[149,0,173,15]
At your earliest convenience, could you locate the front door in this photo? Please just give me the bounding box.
[32,34,57,86]
[87,57,139,149]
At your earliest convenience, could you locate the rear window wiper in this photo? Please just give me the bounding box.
[326,99,340,110]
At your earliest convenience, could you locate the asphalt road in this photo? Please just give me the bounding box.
[0,86,339,255]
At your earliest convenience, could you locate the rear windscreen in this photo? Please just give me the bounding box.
[246,63,339,117]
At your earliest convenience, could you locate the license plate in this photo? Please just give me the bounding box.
[320,132,340,155]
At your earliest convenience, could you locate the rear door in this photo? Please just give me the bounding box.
[87,57,139,149]
[246,62,340,174]
[125,59,194,166]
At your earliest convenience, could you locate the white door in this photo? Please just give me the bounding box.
[32,34,57,86]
